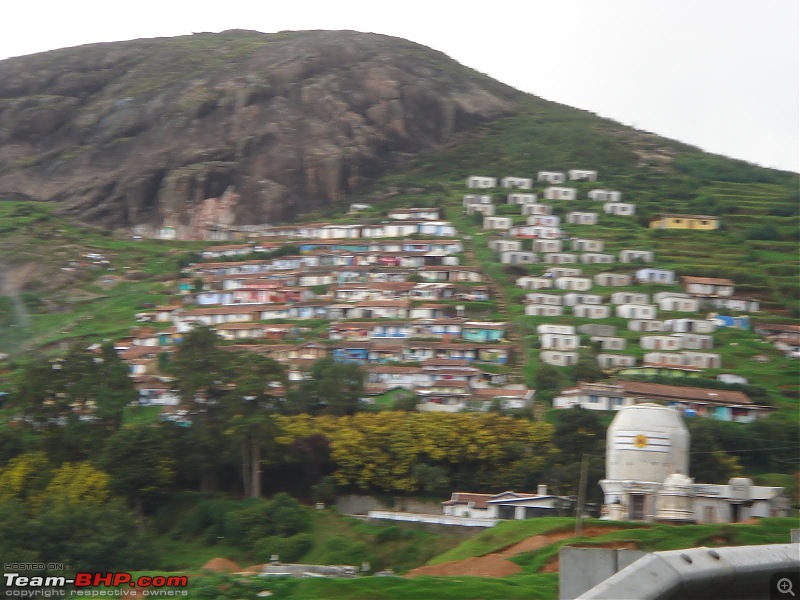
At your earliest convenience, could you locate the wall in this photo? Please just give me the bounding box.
[335,494,443,516]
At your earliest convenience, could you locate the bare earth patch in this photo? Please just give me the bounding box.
[405,526,630,578]
[201,557,241,573]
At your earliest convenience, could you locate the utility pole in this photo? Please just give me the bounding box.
[575,453,589,538]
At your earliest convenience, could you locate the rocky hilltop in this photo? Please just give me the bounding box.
[0,30,520,230]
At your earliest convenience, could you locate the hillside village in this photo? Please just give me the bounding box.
[102,168,795,423]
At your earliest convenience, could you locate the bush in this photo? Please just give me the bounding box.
[253,533,314,563]
[317,537,368,565]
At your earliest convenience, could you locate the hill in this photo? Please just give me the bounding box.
[0,30,519,228]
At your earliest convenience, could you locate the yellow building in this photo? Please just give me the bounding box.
[649,214,719,230]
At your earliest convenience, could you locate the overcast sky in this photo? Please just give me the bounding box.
[2,0,798,172]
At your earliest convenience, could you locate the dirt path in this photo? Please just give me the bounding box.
[405,526,629,578]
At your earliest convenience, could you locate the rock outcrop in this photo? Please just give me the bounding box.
[0,30,521,228]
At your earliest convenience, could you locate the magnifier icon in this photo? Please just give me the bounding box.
[778,578,795,596]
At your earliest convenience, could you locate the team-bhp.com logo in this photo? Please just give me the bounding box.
[4,571,188,597]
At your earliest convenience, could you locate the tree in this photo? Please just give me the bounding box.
[171,326,230,491]
[94,342,137,429]
[304,358,365,416]
[99,423,175,518]
[225,352,287,498]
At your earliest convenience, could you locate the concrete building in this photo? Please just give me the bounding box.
[594,273,632,287]
[507,192,538,204]
[588,189,621,201]
[599,404,787,523]
[566,211,598,225]
[544,186,578,200]
[525,304,564,316]
[537,171,566,184]
[501,176,533,189]
[568,169,598,181]
[604,202,636,216]
[649,214,719,230]
[466,176,497,189]
[521,203,552,215]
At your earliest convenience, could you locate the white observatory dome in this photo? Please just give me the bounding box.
[606,403,689,482]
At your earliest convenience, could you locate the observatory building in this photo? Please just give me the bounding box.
[599,403,788,523]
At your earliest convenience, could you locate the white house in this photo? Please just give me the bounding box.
[483,216,513,230]
[635,268,676,284]
[580,253,615,264]
[616,304,658,319]
[540,351,579,366]
[573,304,611,319]
[604,202,636,216]
[681,276,735,298]
[467,203,496,216]
[501,251,539,265]
[658,296,701,312]
[568,169,598,181]
[508,192,538,204]
[501,177,533,189]
[463,194,492,206]
[572,238,604,252]
[532,239,563,253]
[537,324,575,335]
[467,176,496,189]
[525,304,564,316]
[554,276,593,291]
[566,211,598,225]
[681,352,722,369]
[526,215,560,227]
[640,335,683,351]
[540,333,580,350]
[591,336,627,351]
[595,273,632,287]
[543,253,577,264]
[588,189,621,201]
[707,297,760,312]
[610,292,650,305]
[620,249,654,263]
[516,276,554,290]
[597,354,637,369]
[563,293,603,306]
[537,171,566,184]
[512,225,561,239]
[521,203,552,216]
[544,186,578,200]
[526,293,563,305]
[672,333,714,350]
[489,239,523,252]
[547,267,583,278]
[627,320,665,332]
[663,318,716,334]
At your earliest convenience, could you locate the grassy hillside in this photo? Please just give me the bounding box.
[182,517,798,599]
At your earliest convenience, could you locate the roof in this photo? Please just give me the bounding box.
[442,493,493,509]
[681,276,734,286]
[619,380,753,406]
[657,213,718,220]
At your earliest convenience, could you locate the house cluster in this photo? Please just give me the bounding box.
[465,170,636,233]
[553,379,772,422]
[246,209,456,240]
[442,485,574,520]
[524,274,755,371]
[462,170,755,374]
[117,215,533,412]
